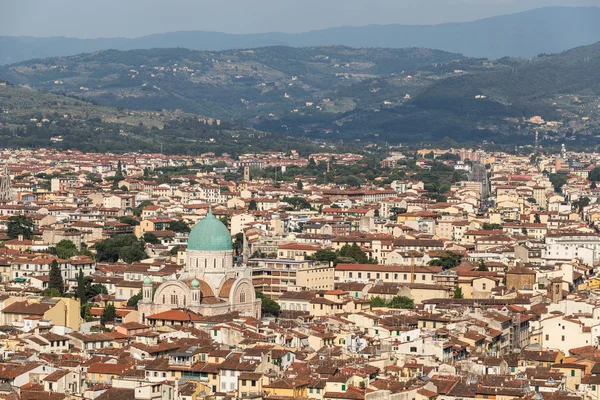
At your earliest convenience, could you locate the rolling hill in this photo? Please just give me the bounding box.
[0,46,466,122]
[1,7,600,64]
[0,84,324,155]
[3,41,600,145]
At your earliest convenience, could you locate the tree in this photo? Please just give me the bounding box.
[311,250,338,264]
[48,260,64,295]
[482,223,503,230]
[337,244,374,264]
[573,197,591,213]
[549,174,568,193]
[588,167,600,182]
[370,296,387,308]
[118,216,140,226]
[133,200,154,217]
[76,269,86,302]
[256,291,280,316]
[453,287,464,299]
[7,215,34,240]
[42,288,62,297]
[94,234,147,263]
[115,160,124,179]
[143,232,160,245]
[232,232,244,255]
[534,214,541,224]
[477,260,489,272]
[170,245,183,256]
[100,303,117,325]
[387,296,414,309]
[169,220,191,233]
[428,251,463,270]
[87,283,108,300]
[119,242,148,263]
[592,181,597,189]
[52,240,78,259]
[248,200,258,211]
[297,180,303,190]
[81,303,94,322]
[127,290,143,310]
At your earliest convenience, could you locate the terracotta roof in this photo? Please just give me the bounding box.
[2,301,54,315]
[146,309,203,322]
[219,278,236,298]
[88,363,131,375]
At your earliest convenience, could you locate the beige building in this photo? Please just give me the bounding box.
[1,296,81,331]
[249,258,334,299]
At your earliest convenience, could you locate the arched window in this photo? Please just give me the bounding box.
[240,291,246,303]
[183,296,186,306]
[162,295,165,304]
[205,259,207,268]
[214,259,216,268]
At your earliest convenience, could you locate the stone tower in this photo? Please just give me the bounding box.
[243,165,250,182]
[0,162,12,201]
[550,279,563,304]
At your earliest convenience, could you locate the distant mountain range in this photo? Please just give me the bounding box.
[2,6,600,65]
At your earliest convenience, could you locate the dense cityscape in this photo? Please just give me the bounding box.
[4,2,600,400]
[0,143,597,400]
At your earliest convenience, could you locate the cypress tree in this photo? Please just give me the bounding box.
[48,260,64,295]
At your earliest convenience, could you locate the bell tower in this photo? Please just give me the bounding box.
[550,279,563,303]
[0,161,12,201]
[142,277,153,304]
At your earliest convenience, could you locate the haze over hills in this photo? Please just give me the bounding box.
[3,41,600,145]
[1,6,600,65]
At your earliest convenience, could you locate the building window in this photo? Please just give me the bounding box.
[562,335,565,341]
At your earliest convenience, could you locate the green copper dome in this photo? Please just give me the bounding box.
[143,276,152,285]
[187,209,232,252]
[191,279,200,288]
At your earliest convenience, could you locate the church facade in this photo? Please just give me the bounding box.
[138,210,261,321]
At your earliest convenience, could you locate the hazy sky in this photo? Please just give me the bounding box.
[2,0,600,38]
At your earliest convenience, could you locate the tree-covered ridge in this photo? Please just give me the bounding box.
[3,41,600,145]
[0,85,331,155]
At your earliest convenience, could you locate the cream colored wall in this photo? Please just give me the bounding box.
[296,267,335,291]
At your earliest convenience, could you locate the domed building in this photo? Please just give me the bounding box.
[138,210,260,321]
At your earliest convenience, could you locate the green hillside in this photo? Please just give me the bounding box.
[0,84,325,155]
[3,43,600,145]
[0,46,465,121]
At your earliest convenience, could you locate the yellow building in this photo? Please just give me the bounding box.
[264,378,308,399]
[1,296,81,330]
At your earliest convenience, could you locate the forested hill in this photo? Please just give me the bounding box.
[0,84,324,155]
[412,41,600,122]
[1,6,600,64]
[0,46,465,120]
[3,41,600,146]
